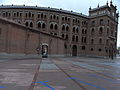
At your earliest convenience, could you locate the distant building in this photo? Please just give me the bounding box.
[0,1,119,57]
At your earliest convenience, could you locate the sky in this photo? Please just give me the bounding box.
[0,0,120,47]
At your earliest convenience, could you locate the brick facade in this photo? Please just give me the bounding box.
[0,1,119,57]
[0,17,65,56]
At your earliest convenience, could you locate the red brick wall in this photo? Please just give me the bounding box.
[0,17,65,55]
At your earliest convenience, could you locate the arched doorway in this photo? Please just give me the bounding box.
[41,43,48,58]
[72,45,77,56]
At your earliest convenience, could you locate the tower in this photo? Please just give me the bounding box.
[88,1,119,58]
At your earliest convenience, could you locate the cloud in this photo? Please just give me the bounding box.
[2,0,40,5]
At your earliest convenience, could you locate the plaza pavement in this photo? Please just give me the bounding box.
[0,57,120,90]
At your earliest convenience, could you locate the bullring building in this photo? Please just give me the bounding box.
[0,1,119,57]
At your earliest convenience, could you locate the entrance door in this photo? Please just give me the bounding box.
[42,44,48,58]
[72,45,77,56]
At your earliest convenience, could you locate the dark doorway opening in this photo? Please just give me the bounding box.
[72,45,77,56]
[42,44,48,58]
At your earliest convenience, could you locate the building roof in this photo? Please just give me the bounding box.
[89,5,109,12]
[0,5,88,18]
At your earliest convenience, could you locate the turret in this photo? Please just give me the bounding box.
[106,1,108,6]
[110,0,113,6]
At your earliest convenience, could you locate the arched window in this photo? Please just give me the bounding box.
[25,22,28,27]
[2,12,5,17]
[62,34,64,38]
[64,43,67,49]
[42,23,45,29]
[65,17,67,21]
[100,19,103,25]
[9,13,11,17]
[56,16,59,20]
[91,21,95,26]
[44,15,46,19]
[106,49,108,53]
[50,24,53,29]
[30,22,33,27]
[84,37,86,43]
[107,28,109,36]
[50,15,52,19]
[66,34,68,40]
[54,33,57,36]
[81,37,86,43]
[76,36,78,42]
[17,12,19,17]
[76,27,79,33]
[75,19,77,23]
[91,39,94,44]
[62,25,65,31]
[25,13,27,17]
[73,27,75,32]
[82,29,84,34]
[107,20,109,25]
[99,27,103,35]
[38,22,41,28]
[73,19,75,22]
[99,38,102,44]
[5,12,8,17]
[53,15,56,19]
[81,37,84,43]
[85,29,87,34]
[38,14,40,18]
[98,48,102,52]
[14,13,16,17]
[62,17,64,21]
[91,48,94,51]
[68,18,70,21]
[72,35,75,41]
[41,13,43,18]
[66,26,69,31]
[32,14,34,17]
[82,46,85,50]
[20,13,22,17]
[91,28,94,35]
[54,24,58,30]
[29,12,31,17]
[84,21,87,25]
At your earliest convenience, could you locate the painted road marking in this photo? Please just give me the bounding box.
[33,81,55,90]
[0,86,6,88]
[68,77,106,90]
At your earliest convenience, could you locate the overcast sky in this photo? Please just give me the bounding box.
[1,0,120,47]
